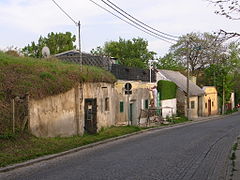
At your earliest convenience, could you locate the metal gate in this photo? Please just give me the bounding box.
[84,99,97,134]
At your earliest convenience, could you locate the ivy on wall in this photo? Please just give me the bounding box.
[157,80,177,100]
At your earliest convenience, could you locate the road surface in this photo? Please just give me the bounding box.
[1,113,240,180]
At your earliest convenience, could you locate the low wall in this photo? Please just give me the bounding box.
[161,98,177,118]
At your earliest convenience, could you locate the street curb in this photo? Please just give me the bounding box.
[0,112,239,173]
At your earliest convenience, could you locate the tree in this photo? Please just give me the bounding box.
[203,42,240,112]
[22,32,76,58]
[170,32,224,76]
[157,53,185,71]
[91,37,156,69]
[208,0,240,39]
[209,0,240,20]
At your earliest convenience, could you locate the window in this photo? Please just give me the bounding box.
[191,101,195,109]
[120,101,124,112]
[105,98,109,111]
[205,103,207,109]
[212,101,214,107]
[145,99,149,109]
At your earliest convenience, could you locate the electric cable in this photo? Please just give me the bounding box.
[105,0,179,39]
[100,0,177,42]
[89,0,175,44]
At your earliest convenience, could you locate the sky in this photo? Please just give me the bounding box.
[0,0,239,57]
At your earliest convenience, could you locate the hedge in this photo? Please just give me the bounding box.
[157,80,177,100]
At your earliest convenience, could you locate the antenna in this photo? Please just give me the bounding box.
[42,46,50,58]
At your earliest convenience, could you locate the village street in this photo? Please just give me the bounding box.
[1,113,240,180]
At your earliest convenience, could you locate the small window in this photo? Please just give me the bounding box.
[191,101,195,109]
[145,99,149,109]
[105,97,109,111]
[212,101,214,107]
[120,101,124,112]
[205,103,207,109]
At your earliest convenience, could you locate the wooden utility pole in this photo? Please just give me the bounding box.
[186,42,190,120]
[12,98,15,134]
[78,21,82,72]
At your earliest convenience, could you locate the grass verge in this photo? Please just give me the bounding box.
[0,117,190,168]
[0,126,143,168]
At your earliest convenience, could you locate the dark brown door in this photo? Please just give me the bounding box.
[208,99,211,116]
[84,99,97,134]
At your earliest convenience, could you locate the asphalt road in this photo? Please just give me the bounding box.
[1,113,240,180]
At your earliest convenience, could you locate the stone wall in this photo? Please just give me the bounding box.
[161,98,177,118]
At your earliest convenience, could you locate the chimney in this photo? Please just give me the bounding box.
[190,76,196,84]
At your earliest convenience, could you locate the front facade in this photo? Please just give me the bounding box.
[114,80,154,126]
[200,86,218,116]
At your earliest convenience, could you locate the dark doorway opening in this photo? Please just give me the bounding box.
[208,99,211,116]
[84,99,97,134]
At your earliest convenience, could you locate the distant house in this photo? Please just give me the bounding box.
[156,70,204,119]
[200,86,218,116]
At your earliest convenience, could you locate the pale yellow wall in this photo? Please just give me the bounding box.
[188,96,199,119]
[202,86,218,116]
[176,89,199,119]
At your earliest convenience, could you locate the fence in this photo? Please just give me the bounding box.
[0,94,29,135]
[111,64,156,82]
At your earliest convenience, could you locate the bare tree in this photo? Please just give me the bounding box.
[208,0,240,39]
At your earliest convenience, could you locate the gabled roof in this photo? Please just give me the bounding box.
[158,69,204,96]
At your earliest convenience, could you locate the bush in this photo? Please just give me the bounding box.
[157,80,177,100]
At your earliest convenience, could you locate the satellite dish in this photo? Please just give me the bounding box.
[42,46,50,58]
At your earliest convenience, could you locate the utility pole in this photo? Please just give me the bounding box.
[78,21,82,72]
[186,42,190,120]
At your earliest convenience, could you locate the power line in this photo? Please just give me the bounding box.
[105,0,179,39]
[51,0,82,71]
[89,0,175,44]
[51,0,77,25]
[100,0,177,42]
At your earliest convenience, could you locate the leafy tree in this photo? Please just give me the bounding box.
[22,32,76,58]
[204,42,240,112]
[91,37,156,68]
[170,32,225,76]
[157,53,185,71]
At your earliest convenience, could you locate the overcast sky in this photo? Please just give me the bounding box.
[0,0,239,57]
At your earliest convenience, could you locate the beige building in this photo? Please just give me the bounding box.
[114,80,154,126]
[199,86,218,117]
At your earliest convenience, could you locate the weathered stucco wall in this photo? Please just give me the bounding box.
[114,80,152,125]
[81,83,118,130]
[29,88,77,137]
[176,89,199,119]
[29,82,117,137]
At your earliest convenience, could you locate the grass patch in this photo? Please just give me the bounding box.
[165,115,189,124]
[0,126,142,168]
